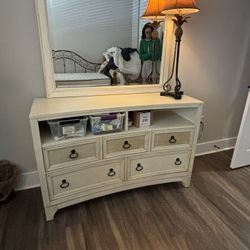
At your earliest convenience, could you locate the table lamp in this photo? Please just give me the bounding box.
[160,0,200,99]
[141,0,166,28]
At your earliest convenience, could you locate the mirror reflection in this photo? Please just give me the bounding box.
[47,0,164,88]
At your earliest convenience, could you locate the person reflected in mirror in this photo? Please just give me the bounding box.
[139,23,162,84]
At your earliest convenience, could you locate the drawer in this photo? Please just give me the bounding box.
[152,130,193,151]
[128,151,190,180]
[43,138,101,170]
[103,132,150,158]
[48,159,125,199]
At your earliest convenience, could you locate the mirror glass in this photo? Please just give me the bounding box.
[46,0,165,88]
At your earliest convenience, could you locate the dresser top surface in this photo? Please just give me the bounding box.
[30,93,203,120]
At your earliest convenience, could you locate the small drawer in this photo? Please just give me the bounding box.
[103,132,150,158]
[43,138,101,170]
[48,159,124,199]
[128,151,190,180]
[152,130,193,151]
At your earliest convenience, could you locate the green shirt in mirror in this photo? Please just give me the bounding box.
[139,38,162,62]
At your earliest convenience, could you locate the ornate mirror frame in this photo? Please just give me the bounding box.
[35,0,175,98]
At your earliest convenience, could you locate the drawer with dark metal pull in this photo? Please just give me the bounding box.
[103,132,150,158]
[128,151,190,180]
[47,159,124,199]
[152,130,193,151]
[43,138,101,170]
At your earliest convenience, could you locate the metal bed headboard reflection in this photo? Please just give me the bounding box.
[52,50,101,73]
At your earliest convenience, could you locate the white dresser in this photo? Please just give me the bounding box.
[29,93,203,221]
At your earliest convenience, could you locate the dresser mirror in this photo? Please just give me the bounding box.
[36,0,174,97]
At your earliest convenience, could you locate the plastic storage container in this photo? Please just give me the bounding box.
[90,113,125,135]
[48,117,88,141]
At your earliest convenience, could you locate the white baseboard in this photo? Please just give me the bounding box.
[15,137,237,191]
[195,137,236,156]
[15,171,40,191]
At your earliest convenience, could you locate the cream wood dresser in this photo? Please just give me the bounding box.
[29,93,203,221]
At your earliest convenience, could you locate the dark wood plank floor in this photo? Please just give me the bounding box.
[0,150,249,250]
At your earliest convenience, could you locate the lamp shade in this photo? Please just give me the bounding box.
[141,0,166,21]
[162,0,199,15]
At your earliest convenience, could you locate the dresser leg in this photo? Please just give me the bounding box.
[45,206,58,221]
[181,177,191,188]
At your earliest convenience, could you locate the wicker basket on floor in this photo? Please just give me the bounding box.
[0,160,20,202]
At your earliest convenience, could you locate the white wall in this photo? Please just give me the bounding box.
[0,0,46,174]
[180,0,250,142]
[0,0,250,177]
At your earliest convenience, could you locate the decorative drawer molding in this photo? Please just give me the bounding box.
[43,138,101,171]
[47,159,125,200]
[127,150,191,180]
[151,129,193,151]
[103,132,150,159]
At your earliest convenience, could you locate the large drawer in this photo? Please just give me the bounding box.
[127,151,191,180]
[103,132,150,158]
[48,159,125,200]
[152,129,193,151]
[43,138,101,170]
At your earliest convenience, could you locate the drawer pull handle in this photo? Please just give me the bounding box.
[175,158,182,166]
[136,163,144,171]
[69,149,79,159]
[107,168,116,177]
[123,141,131,149]
[60,179,69,189]
[169,136,177,144]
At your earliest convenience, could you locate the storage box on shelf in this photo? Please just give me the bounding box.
[29,93,203,221]
[90,113,125,135]
[131,111,152,128]
[48,116,88,140]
